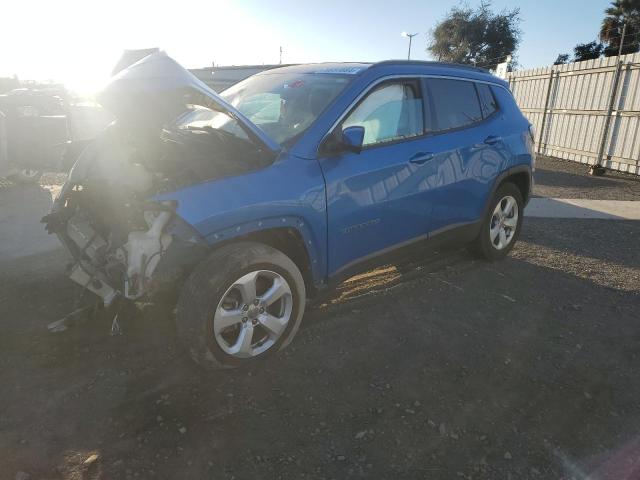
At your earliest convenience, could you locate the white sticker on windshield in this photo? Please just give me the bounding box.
[312,66,366,75]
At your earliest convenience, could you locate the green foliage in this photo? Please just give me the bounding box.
[573,41,604,61]
[427,1,521,68]
[599,0,640,56]
[554,53,571,65]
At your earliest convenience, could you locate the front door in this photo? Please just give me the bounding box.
[319,79,437,276]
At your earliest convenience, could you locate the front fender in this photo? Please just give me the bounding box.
[153,154,328,285]
[203,215,324,283]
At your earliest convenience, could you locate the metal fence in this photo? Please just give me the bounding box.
[507,52,640,175]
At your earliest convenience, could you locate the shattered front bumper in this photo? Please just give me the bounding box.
[44,196,207,305]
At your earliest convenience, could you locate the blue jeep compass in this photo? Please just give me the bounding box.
[45,52,535,369]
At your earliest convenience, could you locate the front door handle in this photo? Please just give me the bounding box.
[484,135,502,145]
[409,152,434,165]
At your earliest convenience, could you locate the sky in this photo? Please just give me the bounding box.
[0,0,609,94]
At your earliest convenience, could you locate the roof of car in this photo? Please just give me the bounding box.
[256,63,372,75]
[258,60,502,84]
[374,59,491,74]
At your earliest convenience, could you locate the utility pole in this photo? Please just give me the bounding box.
[279,46,283,65]
[401,32,418,60]
[618,22,627,57]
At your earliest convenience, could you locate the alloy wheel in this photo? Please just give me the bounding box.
[213,270,293,358]
[489,195,519,250]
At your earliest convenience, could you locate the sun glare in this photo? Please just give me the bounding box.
[0,0,283,96]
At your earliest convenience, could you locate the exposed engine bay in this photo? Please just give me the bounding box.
[43,121,270,305]
[42,51,279,308]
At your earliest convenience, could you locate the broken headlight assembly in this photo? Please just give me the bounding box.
[44,188,181,305]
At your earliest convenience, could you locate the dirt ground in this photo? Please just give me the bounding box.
[1,158,639,480]
[533,156,640,201]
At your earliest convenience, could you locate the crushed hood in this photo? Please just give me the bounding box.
[98,51,279,152]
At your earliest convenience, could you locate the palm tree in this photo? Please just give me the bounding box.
[599,0,640,56]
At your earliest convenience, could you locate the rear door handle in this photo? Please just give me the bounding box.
[409,152,434,165]
[484,135,502,145]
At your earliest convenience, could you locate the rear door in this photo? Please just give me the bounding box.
[319,78,437,276]
[420,78,509,233]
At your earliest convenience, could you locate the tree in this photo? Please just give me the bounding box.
[554,53,571,65]
[573,41,604,61]
[428,2,521,68]
[600,0,640,56]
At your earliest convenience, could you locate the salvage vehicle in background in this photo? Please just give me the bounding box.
[0,88,112,183]
[0,88,69,183]
[43,52,535,369]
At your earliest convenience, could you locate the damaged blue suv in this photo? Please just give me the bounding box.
[44,52,535,369]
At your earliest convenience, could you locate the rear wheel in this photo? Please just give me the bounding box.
[471,182,523,261]
[176,242,306,369]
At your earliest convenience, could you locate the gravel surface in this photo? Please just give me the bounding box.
[1,158,639,480]
[534,156,640,200]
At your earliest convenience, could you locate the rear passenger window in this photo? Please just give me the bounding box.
[476,83,498,118]
[342,81,424,146]
[425,79,482,131]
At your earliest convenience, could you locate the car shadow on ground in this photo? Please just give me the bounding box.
[1,228,639,479]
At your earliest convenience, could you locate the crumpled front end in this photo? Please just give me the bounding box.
[43,128,208,305]
[42,51,279,305]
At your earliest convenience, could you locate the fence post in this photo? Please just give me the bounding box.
[595,60,624,168]
[537,69,556,155]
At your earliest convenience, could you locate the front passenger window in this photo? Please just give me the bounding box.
[342,81,424,147]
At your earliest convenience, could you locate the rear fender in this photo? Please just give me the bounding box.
[482,164,532,219]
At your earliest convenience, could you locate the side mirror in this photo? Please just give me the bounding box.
[341,126,365,153]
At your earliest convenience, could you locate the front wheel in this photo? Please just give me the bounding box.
[176,242,306,370]
[471,182,524,261]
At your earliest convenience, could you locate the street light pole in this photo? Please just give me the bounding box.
[401,32,419,60]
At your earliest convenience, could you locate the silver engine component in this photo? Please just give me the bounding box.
[62,206,173,304]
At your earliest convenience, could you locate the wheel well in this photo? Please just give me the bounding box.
[212,227,315,295]
[502,171,530,203]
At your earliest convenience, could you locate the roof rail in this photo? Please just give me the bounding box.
[372,59,491,74]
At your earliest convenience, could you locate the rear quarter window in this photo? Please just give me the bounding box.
[476,83,498,118]
[425,78,482,132]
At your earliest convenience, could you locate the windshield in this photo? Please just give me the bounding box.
[219,72,353,144]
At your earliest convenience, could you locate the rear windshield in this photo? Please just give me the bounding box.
[220,73,353,144]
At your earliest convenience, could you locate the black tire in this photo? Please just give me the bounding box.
[9,168,42,184]
[471,182,524,261]
[176,241,306,370]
